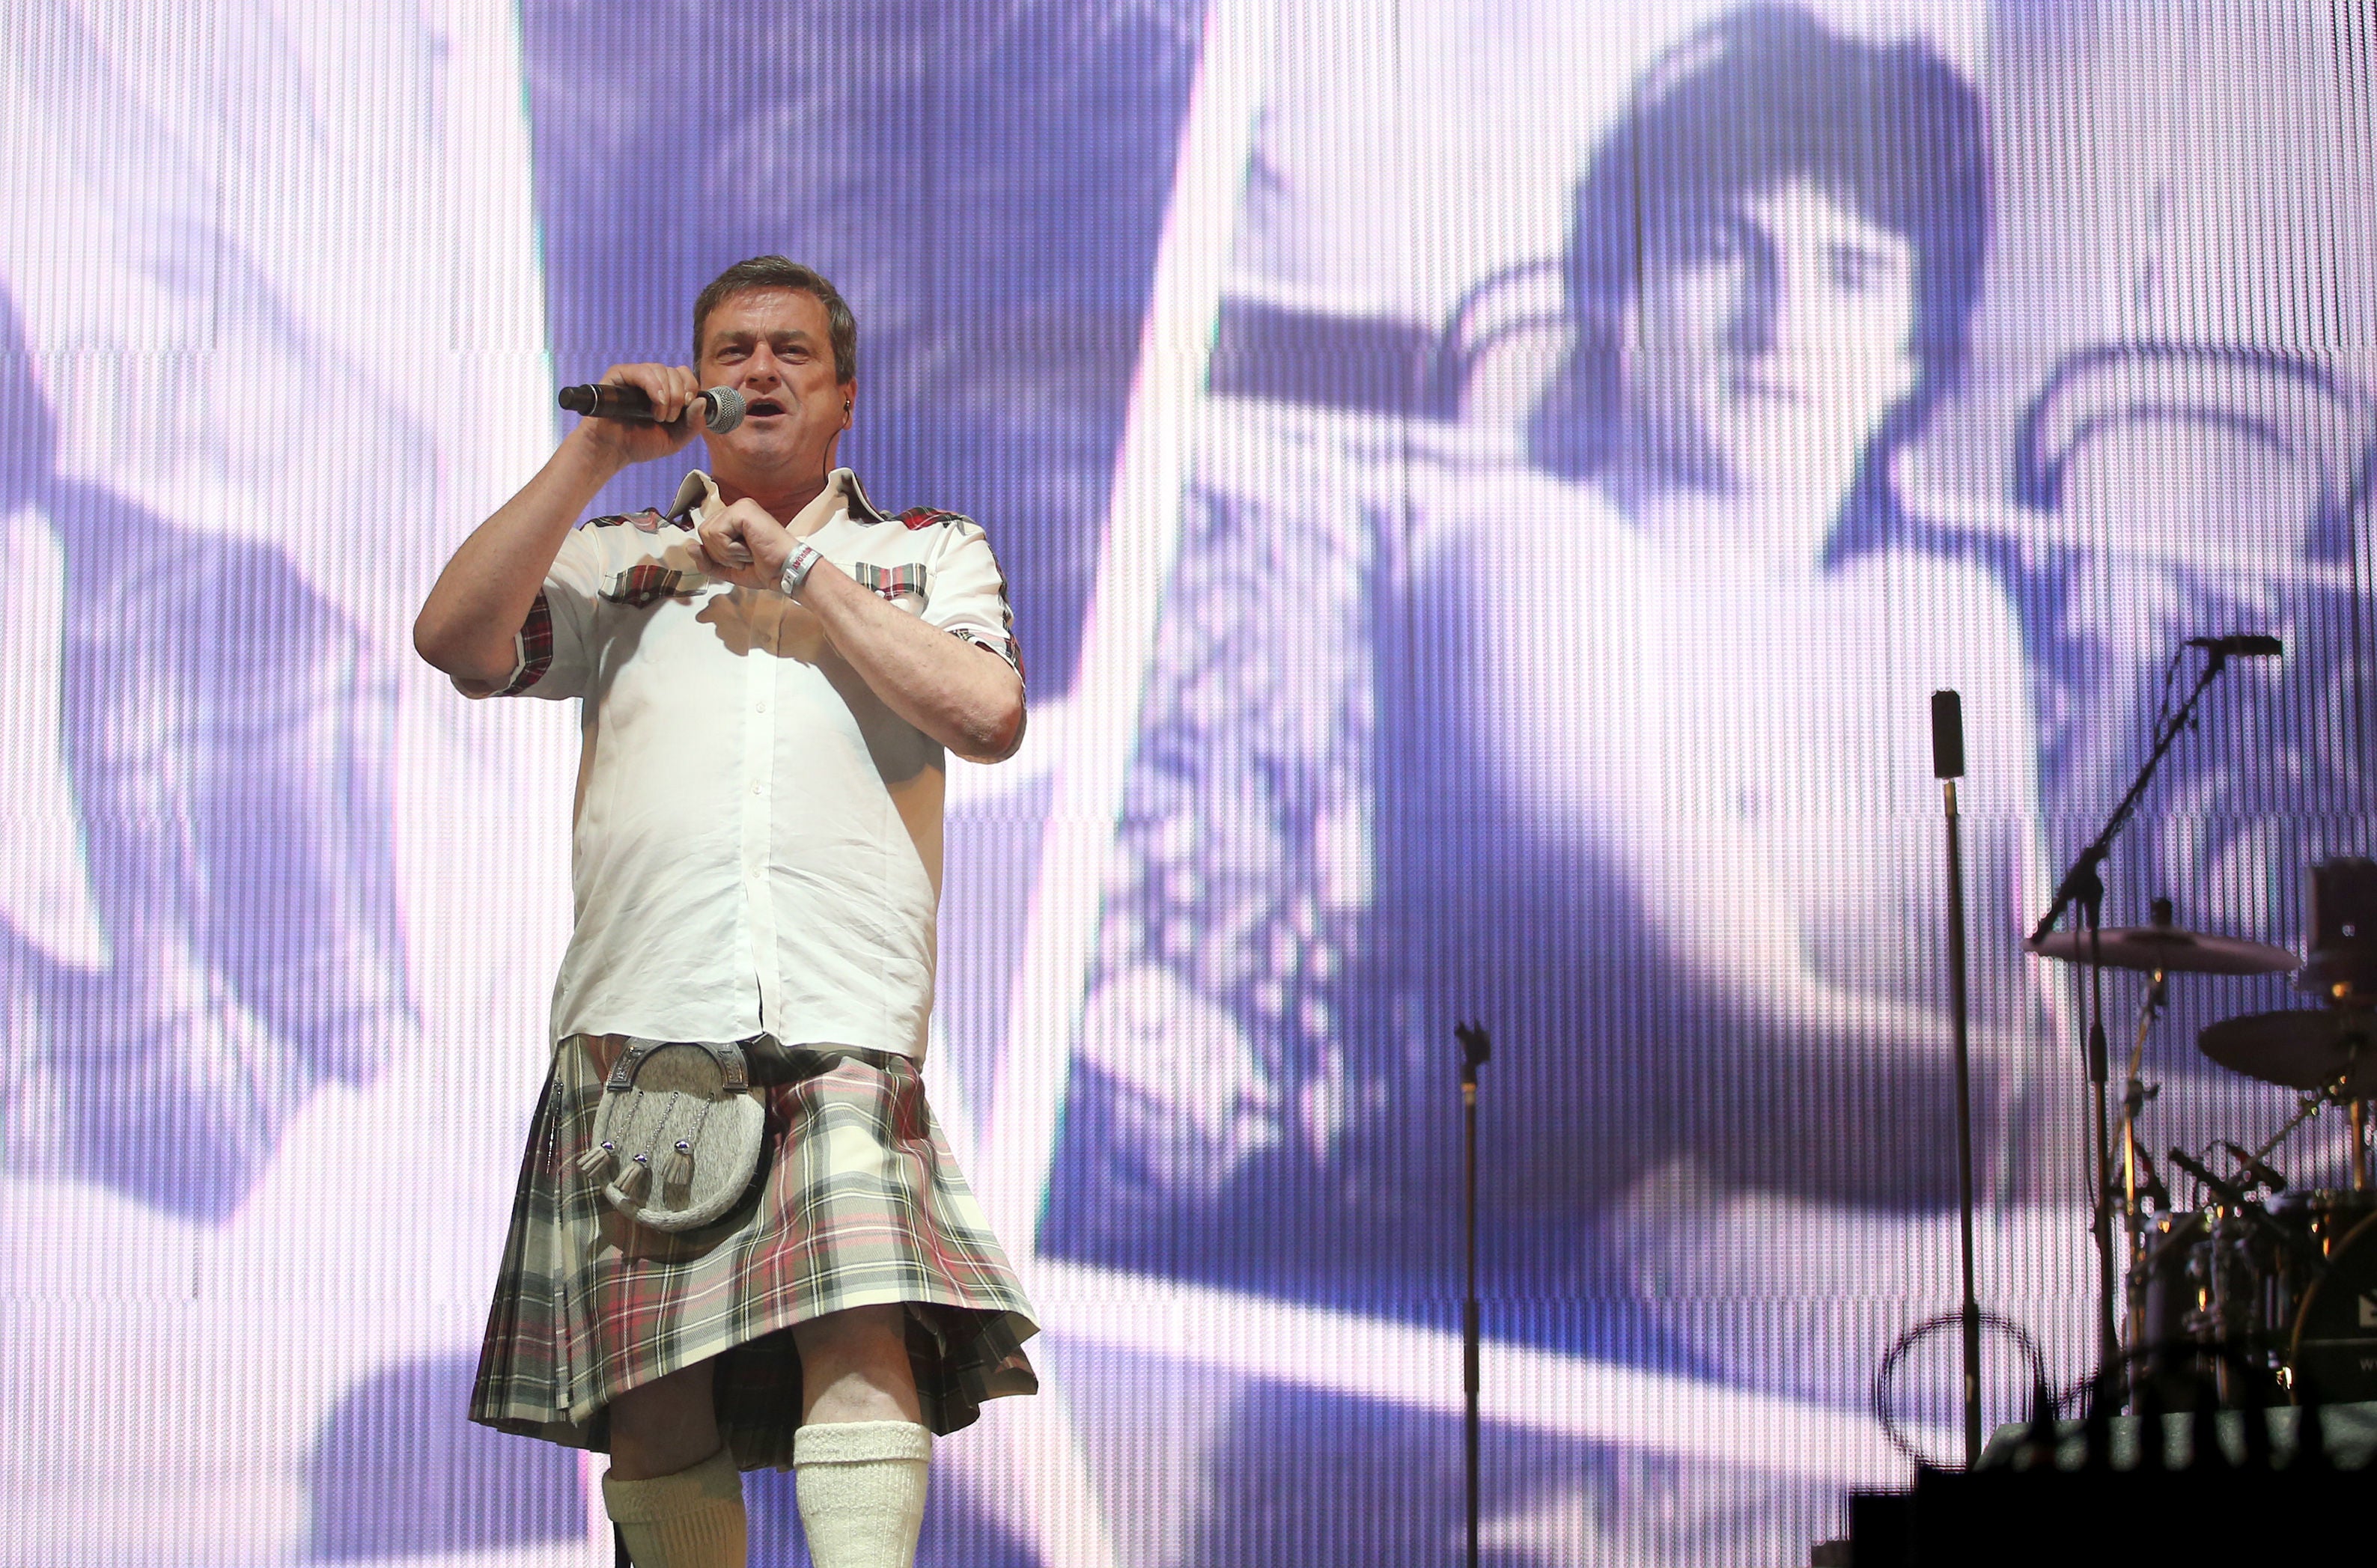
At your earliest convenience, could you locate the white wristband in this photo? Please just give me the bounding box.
[779,541,824,598]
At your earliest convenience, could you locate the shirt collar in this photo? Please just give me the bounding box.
[663,469,720,527]
[663,467,887,531]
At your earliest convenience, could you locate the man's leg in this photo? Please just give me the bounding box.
[790,1304,931,1568]
[602,1359,746,1568]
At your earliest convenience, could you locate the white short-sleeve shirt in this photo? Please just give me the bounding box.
[478,467,1020,1059]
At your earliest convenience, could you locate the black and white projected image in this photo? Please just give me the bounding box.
[1044,1,2373,1561]
[0,4,576,1562]
[0,278,410,1224]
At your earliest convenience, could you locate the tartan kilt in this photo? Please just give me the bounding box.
[470,1036,1038,1465]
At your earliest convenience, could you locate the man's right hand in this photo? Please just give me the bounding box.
[563,362,711,469]
[418,359,709,689]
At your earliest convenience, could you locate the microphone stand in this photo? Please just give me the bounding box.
[1933,692,1982,1468]
[1455,1022,1491,1568]
[2031,646,2241,1403]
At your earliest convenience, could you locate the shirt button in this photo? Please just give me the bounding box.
[750,782,763,796]
[754,702,767,714]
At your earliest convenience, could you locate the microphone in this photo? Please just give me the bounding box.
[1930,689,1964,781]
[2219,1141,2289,1195]
[558,382,746,434]
[2185,634,2283,657]
[2168,1146,2248,1209]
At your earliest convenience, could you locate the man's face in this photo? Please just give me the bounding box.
[696,286,853,483]
[1618,177,1921,499]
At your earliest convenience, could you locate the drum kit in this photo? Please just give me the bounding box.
[2027,856,2377,1408]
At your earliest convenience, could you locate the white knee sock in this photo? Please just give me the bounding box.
[600,1446,748,1568]
[792,1419,932,1568]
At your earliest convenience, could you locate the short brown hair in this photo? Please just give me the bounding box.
[692,257,856,383]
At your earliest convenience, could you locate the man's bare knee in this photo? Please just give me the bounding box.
[792,1305,922,1426]
[606,1358,723,1480]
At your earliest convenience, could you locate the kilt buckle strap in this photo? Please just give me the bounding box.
[583,1036,767,1232]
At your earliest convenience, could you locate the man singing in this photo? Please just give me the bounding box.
[414,257,1037,1568]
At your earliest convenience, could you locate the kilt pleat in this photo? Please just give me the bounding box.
[470,1037,1038,1465]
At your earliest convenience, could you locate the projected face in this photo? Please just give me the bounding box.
[1619,177,1920,504]
[696,286,855,481]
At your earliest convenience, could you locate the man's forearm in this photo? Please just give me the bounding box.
[414,436,623,686]
[797,564,1025,762]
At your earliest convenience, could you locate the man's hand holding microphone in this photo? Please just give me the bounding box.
[556,363,746,471]
[559,363,796,591]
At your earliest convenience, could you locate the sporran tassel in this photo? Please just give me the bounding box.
[615,1153,652,1201]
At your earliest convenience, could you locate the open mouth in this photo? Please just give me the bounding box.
[743,397,786,418]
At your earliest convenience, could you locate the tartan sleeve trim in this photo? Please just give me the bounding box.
[493,591,556,696]
[951,626,1025,683]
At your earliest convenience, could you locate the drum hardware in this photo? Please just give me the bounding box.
[2113,1033,2370,1412]
[2030,645,2258,1380]
[2218,1140,2289,1195]
[2298,856,2377,1009]
[2081,903,2303,1379]
[2129,1068,2377,1409]
[2114,963,2168,1361]
[2024,924,2298,975]
[2028,888,2300,1400]
[2197,1007,2376,1096]
[2197,1007,2374,1192]
[2020,647,2364,1417]
[2282,1204,2377,1404]
[2153,1147,2301,1406]
[2027,635,2283,1386]
[2130,1201,2283,1409]
[1998,915,2374,1419]
[2167,1145,2286,1230]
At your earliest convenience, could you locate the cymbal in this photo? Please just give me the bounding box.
[2199,1009,2377,1090]
[2025,926,2299,976]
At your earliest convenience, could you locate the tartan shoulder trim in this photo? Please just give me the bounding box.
[833,471,965,531]
[493,591,556,695]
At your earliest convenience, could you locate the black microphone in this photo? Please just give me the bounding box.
[2185,634,2283,657]
[1931,689,1964,781]
[2220,1141,2289,1195]
[558,382,746,434]
[2169,1146,2249,1209]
